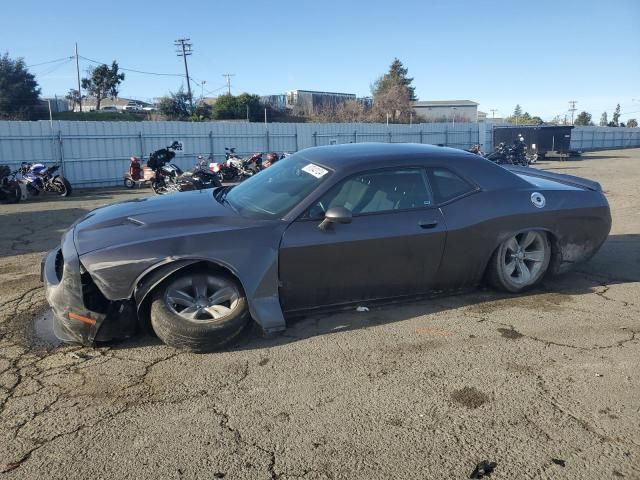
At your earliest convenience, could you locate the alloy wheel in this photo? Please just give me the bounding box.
[164,274,240,321]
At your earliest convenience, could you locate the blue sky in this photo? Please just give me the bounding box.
[3,0,639,120]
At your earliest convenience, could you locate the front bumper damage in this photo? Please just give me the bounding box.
[42,228,136,345]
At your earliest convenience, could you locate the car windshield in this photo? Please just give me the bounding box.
[224,154,332,219]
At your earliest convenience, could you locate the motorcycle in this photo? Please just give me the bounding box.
[147,142,184,194]
[0,165,21,204]
[123,156,154,189]
[260,151,290,170]
[19,162,72,197]
[485,137,530,167]
[223,147,258,180]
[176,156,222,191]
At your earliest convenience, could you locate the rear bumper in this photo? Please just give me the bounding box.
[42,229,136,346]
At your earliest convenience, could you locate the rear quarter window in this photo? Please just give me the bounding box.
[426,168,476,204]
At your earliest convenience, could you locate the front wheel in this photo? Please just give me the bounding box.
[487,231,551,293]
[150,270,250,352]
[124,178,136,188]
[53,176,72,197]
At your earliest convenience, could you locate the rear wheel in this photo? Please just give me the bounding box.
[488,231,551,293]
[5,183,21,203]
[124,178,136,188]
[150,269,249,352]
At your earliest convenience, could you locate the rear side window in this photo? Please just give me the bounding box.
[426,168,475,204]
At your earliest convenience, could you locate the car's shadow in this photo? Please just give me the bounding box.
[106,233,640,353]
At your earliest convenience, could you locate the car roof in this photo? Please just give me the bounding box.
[295,143,526,189]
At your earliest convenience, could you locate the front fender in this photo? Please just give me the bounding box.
[133,259,201,310]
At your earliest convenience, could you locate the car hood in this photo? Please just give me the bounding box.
[73,189,261,255]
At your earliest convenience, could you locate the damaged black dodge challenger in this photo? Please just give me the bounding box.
[42,143,611,351]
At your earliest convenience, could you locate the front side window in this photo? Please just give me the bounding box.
[307,168,432,218]
[426,168,476,204]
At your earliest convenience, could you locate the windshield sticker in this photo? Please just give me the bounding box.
[302,164,328,178]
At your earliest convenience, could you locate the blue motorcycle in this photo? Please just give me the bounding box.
[20,163,72,197]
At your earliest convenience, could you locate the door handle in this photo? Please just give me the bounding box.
[419,220,439,229]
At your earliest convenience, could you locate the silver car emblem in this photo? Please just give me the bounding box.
[531,192,546,208]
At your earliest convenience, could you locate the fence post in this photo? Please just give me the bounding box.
[57,130,65,175]
[266,129,270,152]
[209,131,214,158]
[313,132,317,146]
[388,131,392,143]
[444,125,449,146]
[294,131,299,152]
[353,130,357,144]
[138,132,145,159]
[419,130,423,144]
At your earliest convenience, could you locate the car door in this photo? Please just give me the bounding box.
[279,167,447,312]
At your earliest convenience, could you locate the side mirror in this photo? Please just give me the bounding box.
[318,206,352,230]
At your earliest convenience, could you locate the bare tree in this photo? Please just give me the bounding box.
[370,84,412,123]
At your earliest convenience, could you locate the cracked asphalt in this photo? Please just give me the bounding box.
[1,149,639,479]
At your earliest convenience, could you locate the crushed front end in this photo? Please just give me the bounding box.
[41,227,136,345]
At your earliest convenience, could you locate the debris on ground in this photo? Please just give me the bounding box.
[595,373,603,377]
[551,458,566,467]
[355,306,369,312]
[469,460,497,478]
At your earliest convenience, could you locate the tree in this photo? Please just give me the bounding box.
[574,111,593,126]
[612,104,621,126]
[81,61,124,110]
[627,118,638,128]
[157,88,191,119]
[506,108,541,125]
[65,89,81,111]
[599,112,608,126]
[0,52,41,119]
[371,58,417,122]
[213,93,262,121]
[513,104,523,118]
[372,58,417,101]
[371,83,412,123]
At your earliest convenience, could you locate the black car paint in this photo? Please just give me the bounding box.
[42,143,611,345]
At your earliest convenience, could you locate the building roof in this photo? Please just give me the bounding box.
[412,100,479,107]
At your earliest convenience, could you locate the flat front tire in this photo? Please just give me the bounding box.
[150,270,249,352]
[488,231,551,293]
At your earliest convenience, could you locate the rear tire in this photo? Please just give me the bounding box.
[124,178,135,188]
[487,231,551,293]
[150,269,250,352]
[5,183,20,203]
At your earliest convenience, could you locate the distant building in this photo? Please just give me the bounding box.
[261,90,356,116]
[40,97,70,113]
[412,100,479,123]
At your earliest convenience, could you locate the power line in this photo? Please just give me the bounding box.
[27,56,74,68]
[37,58,73,78]
[175,38,194,109]
[79,55,185,77]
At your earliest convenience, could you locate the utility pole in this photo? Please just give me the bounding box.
[75,42,82,112]
[175,38,193,109]
[490,109,498,119]
[222,73,235,95]
[568,100,577,124]
[201,80,206,99]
